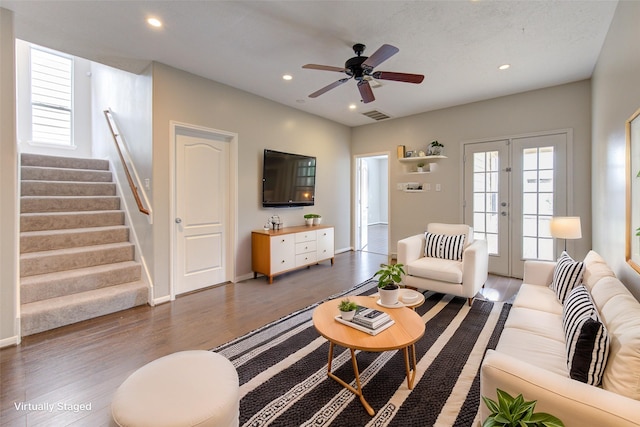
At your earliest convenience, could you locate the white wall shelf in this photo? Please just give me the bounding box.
[398,155,447,163]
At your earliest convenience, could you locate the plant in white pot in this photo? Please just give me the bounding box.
[338,298,358,321]
[374,263,405,306]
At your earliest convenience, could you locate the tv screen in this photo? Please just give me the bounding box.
[262,149,316,208]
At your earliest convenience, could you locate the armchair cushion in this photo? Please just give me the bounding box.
[406,256,463,284]
[424,232,466,261]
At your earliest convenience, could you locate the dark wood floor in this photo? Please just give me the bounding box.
[0,250,520,426]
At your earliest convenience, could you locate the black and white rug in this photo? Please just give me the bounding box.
[214,279,511,427]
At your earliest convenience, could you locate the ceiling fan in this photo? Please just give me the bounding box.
[302,43,425,103]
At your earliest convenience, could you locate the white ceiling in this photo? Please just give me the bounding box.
[2,0,618,127]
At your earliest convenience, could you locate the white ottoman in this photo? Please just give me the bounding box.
[112,350,239,427]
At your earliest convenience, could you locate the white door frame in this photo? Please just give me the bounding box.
[353,152,390,253]
[169,121,238,300]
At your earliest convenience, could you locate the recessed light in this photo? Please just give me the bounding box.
[349,104,357,110]
[282,74,293,81]
[498,64,510,70]
[147,17,162,28]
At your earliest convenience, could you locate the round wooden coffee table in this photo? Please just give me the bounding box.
[312,295,425,415]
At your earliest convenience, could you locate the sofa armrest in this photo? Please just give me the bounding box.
[461,239,488,294]
[397,234,425,266]
[480,350,640,427]
[523,260,556,286]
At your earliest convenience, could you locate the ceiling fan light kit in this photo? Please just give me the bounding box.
[303,43,425,104]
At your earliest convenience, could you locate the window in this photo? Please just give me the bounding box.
[472,151,500,255]
[522,146,554,260]
[30,46,73,146]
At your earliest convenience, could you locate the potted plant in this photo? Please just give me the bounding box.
[429,140,444,156]
[338,299,358,321]
[374,263,405,306]
[304,213,321,226]
[482,389,564,427]
[417,162,425,173]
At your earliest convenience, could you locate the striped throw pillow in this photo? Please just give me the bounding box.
[562,285,610,385]
[424,232,466,261]
[551,251,585,303]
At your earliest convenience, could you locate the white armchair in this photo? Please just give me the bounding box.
[397,223,489,306]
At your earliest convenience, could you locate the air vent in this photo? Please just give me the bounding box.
[362,110,391,121]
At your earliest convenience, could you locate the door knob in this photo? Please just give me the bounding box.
[501,202,507,207]
[175,218,182,224]
[501,212,507,216]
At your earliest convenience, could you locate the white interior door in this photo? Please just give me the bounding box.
[359,159,369,250]
[464,131,569,278]
[175,134,229,295]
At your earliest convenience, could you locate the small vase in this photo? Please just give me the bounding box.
[313,217,322,225]
[379,284,400,306]
[305,218,313,226]
[340,310,356,321]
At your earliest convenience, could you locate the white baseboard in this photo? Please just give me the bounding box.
[153,295,172,305]
[0,334,20,348]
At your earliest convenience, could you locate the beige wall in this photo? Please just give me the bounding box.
[352,80,592,263]
[151,63,351,298]
[592,0,640,300]
[0,8,19,344]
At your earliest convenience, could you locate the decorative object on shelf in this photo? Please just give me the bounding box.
[405,150,414,157]
[429,140,444,156]
[406,182,422,191]
[418,150,426,157]
[417,162,425,173]
[397,145,406,159]
[338,299,358,321]
[482,389,564,427]
[269,215,282,230]
[303,213,321,226]
[374,263,405,305]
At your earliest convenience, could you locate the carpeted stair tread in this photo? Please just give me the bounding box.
[20,225,130,253]
[21,196,120,213]
[21,165,113,182]
[21,210,124,231]
[20,242,135,277]
[21,261,141,304]
[21,153,109,171]
[20,281,148,336]
[21,180,116,197]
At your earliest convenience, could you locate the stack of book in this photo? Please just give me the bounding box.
[335,305,394,335]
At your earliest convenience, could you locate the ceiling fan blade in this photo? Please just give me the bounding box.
[372,71,425,84]
[357,80,375,103]
[302,64,346,73]
[308,78,350,98]
[361,44,399,70]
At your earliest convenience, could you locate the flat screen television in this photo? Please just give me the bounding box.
[262,149,316,208]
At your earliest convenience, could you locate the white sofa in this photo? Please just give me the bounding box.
[480,251,640,426]
[397,223,488,306]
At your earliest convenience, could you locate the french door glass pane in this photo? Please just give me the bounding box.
[522,147,554,260]
[473,151,498,254]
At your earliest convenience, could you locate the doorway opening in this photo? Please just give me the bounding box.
[355,154,389,256]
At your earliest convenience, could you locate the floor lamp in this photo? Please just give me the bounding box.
[549,216,582,253]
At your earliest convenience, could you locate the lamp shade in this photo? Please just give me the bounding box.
[549,216,582,239]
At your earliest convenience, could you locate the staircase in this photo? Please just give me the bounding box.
[19,153,148,336]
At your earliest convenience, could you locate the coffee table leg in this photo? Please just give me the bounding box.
[403,344,418,389]
[326,344,375,416]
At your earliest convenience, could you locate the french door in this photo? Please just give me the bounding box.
[464,131,569,278]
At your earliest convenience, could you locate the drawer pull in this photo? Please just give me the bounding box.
[281,239,285,243]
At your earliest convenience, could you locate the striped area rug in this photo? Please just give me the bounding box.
[214,279,511,427]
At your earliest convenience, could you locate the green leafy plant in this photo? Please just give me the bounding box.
[417,162,425,168]
[374,263,405,289]
[338,299,358,312]
[482,389,564,427]
[430,140,444,148]
[303,213,321,219]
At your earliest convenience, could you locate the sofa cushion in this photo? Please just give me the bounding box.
[582,250,616,291]
[550,251,585,304]
[504,306,565,342]
[513,283,563,315]
[590,278,640,401]
[563,285,609,385]
[424,232,465,261]
[496,327,569,377]
[406,256,462,283]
